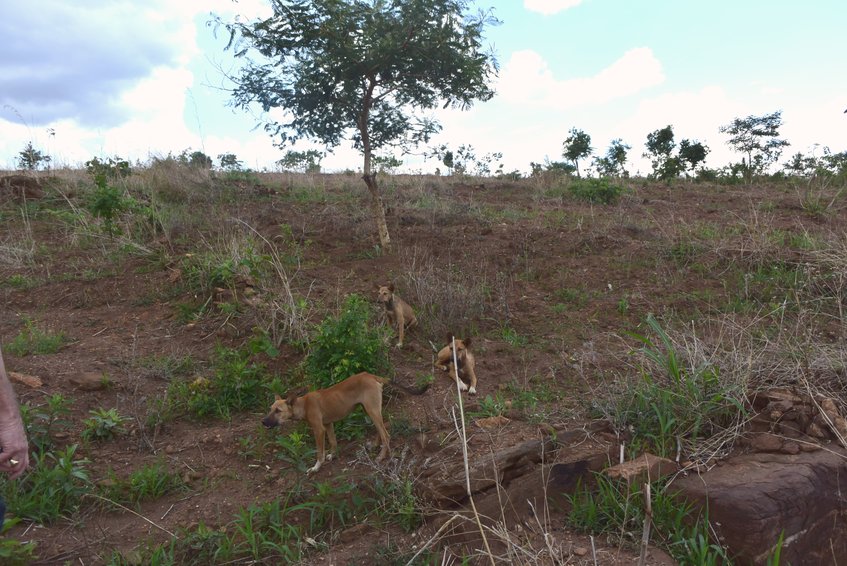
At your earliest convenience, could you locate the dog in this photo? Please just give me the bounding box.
[434,335,478,395]
[376,284,417,348]
[262,372,390,474]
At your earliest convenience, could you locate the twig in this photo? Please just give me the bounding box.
[590,535,597,566]
[404,514,461,566]
[449,335,495,566]
[637,482,653,566]
[84,493,177,539]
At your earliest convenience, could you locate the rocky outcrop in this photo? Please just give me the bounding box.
[673,449,847,565]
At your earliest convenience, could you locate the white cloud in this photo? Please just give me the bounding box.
[523,0,584,16]
[498,48,665,110]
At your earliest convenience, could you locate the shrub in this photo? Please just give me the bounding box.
[82,408,129,442]
[4,318,68,356]
[568,177,625,205]
[19,394,73,454]
[0,445,91,523]
[304,294,391,390]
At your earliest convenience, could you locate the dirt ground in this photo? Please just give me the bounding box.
[1,170,842,564]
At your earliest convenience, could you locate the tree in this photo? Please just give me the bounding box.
[594,139,630,178]
[678,139,709,176]
[218,153,244,171]
[178,149,213,169]
[720,111,790,183]
[644,125,682,181]
[216,0,498,250]
[277,150,324,173]
[17,142,51,171]
[562,128,592,177]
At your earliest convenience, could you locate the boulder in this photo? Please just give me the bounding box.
[604,453,678,484]
[673,449,847,565]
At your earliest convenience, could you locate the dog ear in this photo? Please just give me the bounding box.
[274,393,283,402]
[463,337,472,347]
[285,392,298,406]
[446,333,455,345]
[388,283,395,292]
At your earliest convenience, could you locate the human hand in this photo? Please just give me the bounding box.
[0,418,29,480]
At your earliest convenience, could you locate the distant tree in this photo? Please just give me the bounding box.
[562,128,593,177]
[720,111,790,183]
[372,154,403,174]
[644,125,680,181]
[678,139,709,176]
[216,0,499,250]
[594,139,631,178]
[17,142,51,171]
[178,150,213,169]
[277,150,324,173]
[218,153,244,172]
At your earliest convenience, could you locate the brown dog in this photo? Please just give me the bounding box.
[376,284,417,348]
[434,335,478,395]
[262,372,391,474]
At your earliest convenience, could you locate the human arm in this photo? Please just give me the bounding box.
[0,346,29,480]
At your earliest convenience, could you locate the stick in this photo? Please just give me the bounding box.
[85,493,177,539]
[450,335,495,566]
[638,482,653,566]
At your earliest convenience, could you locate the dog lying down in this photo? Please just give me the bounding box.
[262,372,391,474]
[434,335,478,395]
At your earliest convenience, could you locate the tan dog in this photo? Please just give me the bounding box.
[262,372,390,474]
[435,335,478,395]
[376,284,417,348]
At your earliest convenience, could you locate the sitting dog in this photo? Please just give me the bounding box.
[376,283,417,348]
[262,372,390,474]
[434,335,478,395]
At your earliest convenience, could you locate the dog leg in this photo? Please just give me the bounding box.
[466,367,478,395]
[308,423,326,475]
[396,312,405,348]
[364,402,391,461]
[325,423,337,462]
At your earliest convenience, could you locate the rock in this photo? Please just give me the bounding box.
[673,450,847,565]
[70,371,110,391]
[573,546,588,557]
[474,415,510,429]
[8,371,43,388]
[808,422,827,439]
[604,453,678,484]
[338,522,371,544]
[780,441,800,455]
[749,432,784,453]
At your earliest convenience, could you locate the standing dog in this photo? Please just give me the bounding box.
[376,284,417,348]
[435,335,478,395]
[262,372,390,474]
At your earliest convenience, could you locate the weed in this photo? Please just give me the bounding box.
[601,315,746,460]
[304,294,391,390]
[555,286,588,307]
[618,296,630,315]
[0,444,91,523]
[19,393,73,454]
[568,178,626,204]
[82,408,129,442]
[1,274,36,289]
[470,393,509,418]
[165,346,272,420]
[4,318,68,356]
[102,462,187,506]
[0,519,37,565]
[500,325,528,347]
[370,476,422,532]
[272,429,317,473]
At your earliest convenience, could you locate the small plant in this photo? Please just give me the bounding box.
[500,325,528,347]
[2,274,35,289]
[0,444,91,523]
[304,294,391,390]
[82,408,129,442]
[19,393,73,454]
[88,174,130,237]
[4,318,68,356]
[617,296,630,315]
[568,177,626,204]
[272,429,317,473]
[102,462,187,506]
[0,519,37,565]
[470,393,509,418]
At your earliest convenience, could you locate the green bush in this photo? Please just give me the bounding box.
[1,445,91,523]
[568,177,626,205]
[304,294,391,390]
[82,408,129,442]
[4,318,68,356]
[165,346,273,420]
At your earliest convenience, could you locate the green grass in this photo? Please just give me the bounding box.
[101,461,188,507]
[4,318,68,356]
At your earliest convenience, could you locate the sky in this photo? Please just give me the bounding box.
[1,0,845,175]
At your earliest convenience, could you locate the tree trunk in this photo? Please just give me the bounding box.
[362,171,391,251]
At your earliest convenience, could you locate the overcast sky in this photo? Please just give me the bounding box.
[2,0,845,175]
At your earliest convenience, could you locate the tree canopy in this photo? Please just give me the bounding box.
[720,111,789,183]
[215,0,499,248]
[562,128,592,177]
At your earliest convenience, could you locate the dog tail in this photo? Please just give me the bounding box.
[387,378,430,396]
